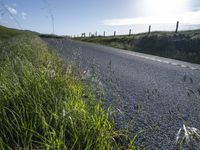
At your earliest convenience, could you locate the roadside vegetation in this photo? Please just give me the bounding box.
[0,25,24,40]
[77,30,200,64]
[0,26,137,149]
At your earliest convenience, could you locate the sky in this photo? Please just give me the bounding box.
[0,0,200,36]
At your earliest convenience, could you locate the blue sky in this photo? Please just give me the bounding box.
[0,0,200,36]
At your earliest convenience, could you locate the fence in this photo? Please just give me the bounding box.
[77,21,181,38]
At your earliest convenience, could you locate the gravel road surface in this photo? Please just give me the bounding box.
[43,38,200,149]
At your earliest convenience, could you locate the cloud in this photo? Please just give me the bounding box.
[103,10,200,26]
[6,6,17,15]
[9,15,13,20]
[21,12,27,20]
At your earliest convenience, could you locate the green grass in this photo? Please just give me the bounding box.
[77,30,200,64]
[0,25,25,40]
[0,27,137,149]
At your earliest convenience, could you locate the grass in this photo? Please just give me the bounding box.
[77,30,200,64]
[175,124,200,149]
[0,25,25,40]
[0,26,138,149]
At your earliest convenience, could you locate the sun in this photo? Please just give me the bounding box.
[140,0,189,16]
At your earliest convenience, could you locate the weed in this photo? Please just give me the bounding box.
[175,124,200,149]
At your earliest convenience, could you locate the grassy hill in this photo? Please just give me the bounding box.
[77,30,200,64]
[0,25,25,40]
[0,26,136,149]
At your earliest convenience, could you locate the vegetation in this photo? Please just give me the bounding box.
[0,25,24,40]
[0,26,137,149]
[77,30,200,64]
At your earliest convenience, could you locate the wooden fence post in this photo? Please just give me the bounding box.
[103,31,105,37]
[114,31,116,37]
[175,21,179,33]
[129,29,131,36]
[81,33,85,37]
[148,25,151,34]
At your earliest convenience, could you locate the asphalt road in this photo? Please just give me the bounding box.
[43,38,200,149]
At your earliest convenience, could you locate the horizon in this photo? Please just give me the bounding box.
[0,0,200,36]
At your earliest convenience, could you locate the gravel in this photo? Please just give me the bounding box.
[43,38,200,149]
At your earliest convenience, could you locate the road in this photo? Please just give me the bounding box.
[43,37,200,149]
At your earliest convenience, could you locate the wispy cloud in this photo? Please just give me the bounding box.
[0,2,22,29]
[6,6,17,15]
[21,12,27,20]
[9,15,13,20]
[103,11,200,26]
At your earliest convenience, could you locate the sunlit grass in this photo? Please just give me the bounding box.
[175,124,200,149]
[0,33,137,149]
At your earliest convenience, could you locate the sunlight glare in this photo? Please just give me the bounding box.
[141,0,189,16]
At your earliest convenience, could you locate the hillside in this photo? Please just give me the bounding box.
[77,30,200,64]
[0,25,24,39]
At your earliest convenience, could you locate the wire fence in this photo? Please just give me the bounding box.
[77,22,200,38]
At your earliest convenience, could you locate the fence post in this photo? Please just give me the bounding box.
[129,29,131,36]
[148,25,151,34]
[175,21,179,33]
[103,31,105,37]
[81,33,85,37]
[114,31,116,37]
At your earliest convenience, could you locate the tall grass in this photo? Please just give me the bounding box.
[0,34,136,149]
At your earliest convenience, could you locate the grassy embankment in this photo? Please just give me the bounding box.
[0,26,137,149]
[77,30,200,64]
